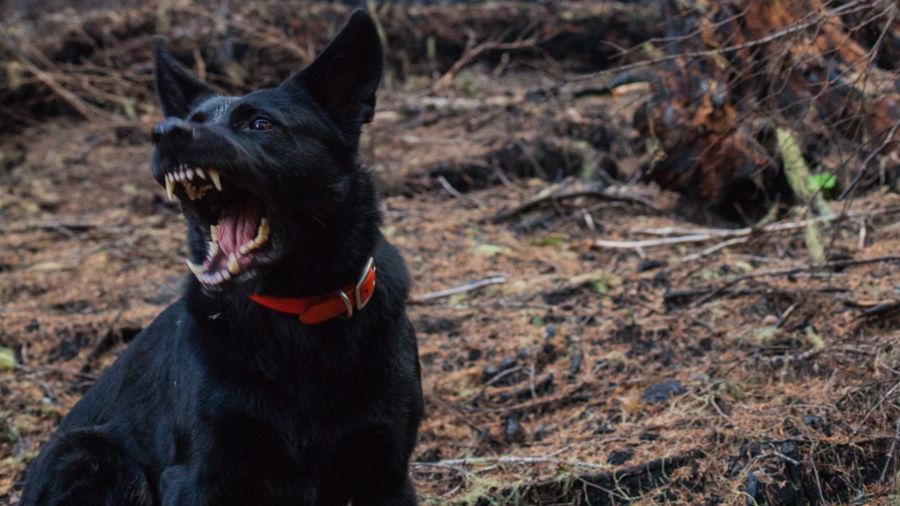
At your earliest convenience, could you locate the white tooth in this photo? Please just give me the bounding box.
[207,241,218,258]
[210,224,218,239]
[186,169,194,180]
[228,254,239,274]
[221,269,232,281]
[215,272,225,283]
[239,243,251,255]
[208,169,222,191]
[255,218,269,244]
[186,260,203,278]
[195,168,206,179]
[165,179,176,201]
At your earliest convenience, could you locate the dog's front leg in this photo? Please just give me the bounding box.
[159,465,192,506]
[351,474,418,506]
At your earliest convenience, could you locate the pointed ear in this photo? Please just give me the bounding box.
[153,37,213,118]
[282,10,383,131]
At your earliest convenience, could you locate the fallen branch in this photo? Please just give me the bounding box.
[431,27,554,91]
[664,285,849,308]
[688,255,900,307]
[595,206,900,250]
[413,454,605,470]
[410,276,507,303]
[475,450,704,505]
[491,182,661,223]
[437,175,485,209]
[17,58,98,120]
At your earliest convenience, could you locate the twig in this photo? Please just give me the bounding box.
[596,233,714,249]
[856,379,900,430]
[491,183,661,223]
[689,256,900,307]
[680,237,749,262]
[838,119,900,200]
[437,175,485,209]
[878,416,900,483]
[411,276,507,303]
[414,454,605,470]
[596,207,900,250]
[564,0,870,83]
[17,58,97,120]
[431,28,555,90]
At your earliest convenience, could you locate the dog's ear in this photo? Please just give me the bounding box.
[282,9,383,132]
[154,37,213,119]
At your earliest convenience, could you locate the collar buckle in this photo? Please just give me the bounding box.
[335,290,353,319]
[355,256,376,310]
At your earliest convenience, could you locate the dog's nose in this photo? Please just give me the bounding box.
[152,118,195,145]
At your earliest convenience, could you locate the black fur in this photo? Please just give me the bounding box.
[21,10,423,506]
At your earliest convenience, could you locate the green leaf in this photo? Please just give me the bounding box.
[470,244,505,257]
[121,97,137,119]
[808,172,837,192]
[0,346,16,371]
[805,326,826,349]
[591,278,610,295]
[532,236,565,247]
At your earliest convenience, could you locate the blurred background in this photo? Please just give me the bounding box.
[1,0,898,503]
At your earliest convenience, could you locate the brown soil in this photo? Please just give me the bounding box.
[2,3,900,505]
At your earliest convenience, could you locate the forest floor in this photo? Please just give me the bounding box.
[2,67,900,505]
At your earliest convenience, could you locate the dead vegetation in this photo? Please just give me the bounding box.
[1,0,900,504]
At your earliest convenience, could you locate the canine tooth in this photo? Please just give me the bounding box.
[208,170,222,191]
[186,259,203,277]
[165,178,176,201]
[239,243,251,255]
[195,168,206,180]
[227,254,239,274]
[255,218,269,244]
[210,224,218,239]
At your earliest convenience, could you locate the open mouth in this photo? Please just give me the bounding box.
[161,164,271,288]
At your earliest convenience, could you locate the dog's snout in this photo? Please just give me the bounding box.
[152,118,195,146]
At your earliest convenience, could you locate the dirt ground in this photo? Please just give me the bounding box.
[2,5,900,504]
[2,71,900,504]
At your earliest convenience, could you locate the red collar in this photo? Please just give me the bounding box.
[250,257,376,324]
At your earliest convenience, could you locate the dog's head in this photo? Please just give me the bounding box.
[151,10,382,293]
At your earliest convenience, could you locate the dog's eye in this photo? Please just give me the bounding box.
[249,118,273,131]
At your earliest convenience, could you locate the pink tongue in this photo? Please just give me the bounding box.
[217,199,263,256]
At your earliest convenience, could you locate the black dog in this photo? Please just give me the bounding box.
[21,10,422,506]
